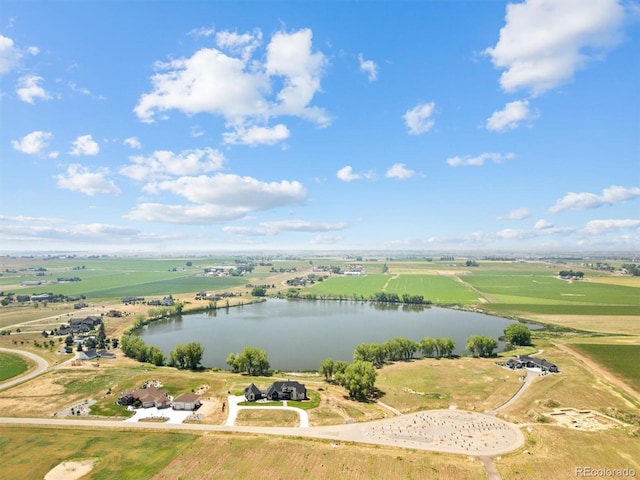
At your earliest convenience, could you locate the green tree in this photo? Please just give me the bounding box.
[170,342,204,369]
[320,357,335,381]
[334,360,349,376]
[229,346,271,376]
[335,360,377,400]
[437,337,456,358]
[466,335,498,357]
[251,286,267,297]
[419,337,436,357]
[503,324,531,346]
[353,343,375,363]
[148,345,165,366]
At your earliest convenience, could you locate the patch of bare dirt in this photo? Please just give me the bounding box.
[44,460,95,480]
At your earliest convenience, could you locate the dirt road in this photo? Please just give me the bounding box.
[553,342,640,403]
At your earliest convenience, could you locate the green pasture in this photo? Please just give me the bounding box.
[464,275,640,305]
[0,425,196,480]
[571,344,640,392]
[8,273,245,300]
[307,274,390,297]
[385,275,479,304]
[0,352,29,381]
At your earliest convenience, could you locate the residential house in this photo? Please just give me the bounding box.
[118,386,170,408]
[244,383,262,402]
[172,393,202,411]
[266,381,307,401]
[243,380,307,402]
[506,355,559,373]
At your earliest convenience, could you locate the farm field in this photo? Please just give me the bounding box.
[570,344,640,392]
[307,274,390,297]
[385,275,479,304]
[153,432,485,480]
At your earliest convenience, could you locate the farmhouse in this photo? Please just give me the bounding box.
[172,393,202,411]
[244,381,307,402]
[507,355,559,373]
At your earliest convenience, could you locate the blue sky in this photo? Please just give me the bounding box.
[1,0,639,254]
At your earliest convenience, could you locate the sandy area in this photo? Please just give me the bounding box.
[44,460,95,480]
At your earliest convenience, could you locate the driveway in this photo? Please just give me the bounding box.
[124,406,193,424]
[225,395,310,428]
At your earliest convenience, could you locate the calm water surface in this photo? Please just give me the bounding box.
[138,298,534,371]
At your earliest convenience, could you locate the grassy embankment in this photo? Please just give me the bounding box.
[0,352,30,382]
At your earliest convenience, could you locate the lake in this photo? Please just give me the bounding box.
[137,298,536,371]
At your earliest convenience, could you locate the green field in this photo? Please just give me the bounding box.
[307,274,390,297]
[0,352,29,382]
[385,275,479,304]
[0,426,196,479]
[464,274,640,306]
[571,344,640,392]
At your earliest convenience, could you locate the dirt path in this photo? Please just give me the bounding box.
[454,275,493,303]
[553,342,640,403]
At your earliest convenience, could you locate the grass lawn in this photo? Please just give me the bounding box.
[0,425,197,480]
[0,352,30,382]
[235,409,300,427]
[570,344,640,392]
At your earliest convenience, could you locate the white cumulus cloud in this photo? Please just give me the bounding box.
[549,185,640,213]
[11,131,53,155]
[336,166,375,182]
[503,208,531,220]
[16,75,51,104]
[534,219,554,229]
[126,173,306,224]
[135,28,329,145]
[583,219,640,234]
[485,0,626,96]
[358,53,378,82]
[486,100,535,132]
[120,148,225,181]
[55,164,121,196]
[403,102,436,135]
[123,137,142,149]
[222,124,290,146]
[385,163,415,180]
[0,34,20,75]
[69,135,100,156]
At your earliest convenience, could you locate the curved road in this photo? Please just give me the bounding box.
[0,347,49,391]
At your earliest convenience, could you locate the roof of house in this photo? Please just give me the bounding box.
[245,383,262,395]
[266,380,306,395]
[173,393,201,404]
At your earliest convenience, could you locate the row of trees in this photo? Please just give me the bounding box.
[369,292,431,305]
[353,337,456,367]
[120,334,204,369]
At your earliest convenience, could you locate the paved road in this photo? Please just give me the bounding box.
[0,408,524,457]
[0,347,49,391]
